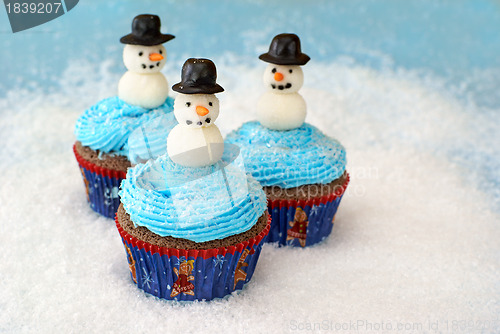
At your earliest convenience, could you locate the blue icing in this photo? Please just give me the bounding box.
[127,112,178,165]
[225,121,346,188]
[119,144,268,243]
[74,96,175,155]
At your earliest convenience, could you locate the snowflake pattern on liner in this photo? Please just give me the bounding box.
[141,267,154,290]
[213,255,226,277]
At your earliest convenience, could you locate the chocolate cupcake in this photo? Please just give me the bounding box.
[226,122,348,247]
[225,34,349,247]
[74,96,176,219]
[116,154,269,300]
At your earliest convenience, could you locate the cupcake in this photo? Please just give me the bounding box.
[74,14,176,218]
[226,34,349,247]
[116,59,270,301]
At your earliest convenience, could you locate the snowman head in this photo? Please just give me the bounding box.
[123,44,167,74]
[173,93,220,128]
[263,64,303,94]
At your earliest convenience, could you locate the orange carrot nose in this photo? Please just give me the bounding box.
[196,106,209,116]
[149,53,164,61]
[274,72,284,81]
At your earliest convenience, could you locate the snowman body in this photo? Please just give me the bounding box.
[167,125,223,167]
[118,44,169,109]
[167,93,224,167]
[257,91,306,131]
[118,72,168,109]
[257,64,307,130]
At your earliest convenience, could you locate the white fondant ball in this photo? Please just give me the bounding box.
[173,94,220,128]
[263,64,303,94]
[123,44,167,73]
[118,72,169,109]
[257,91,306,130]
[167,125,224,167]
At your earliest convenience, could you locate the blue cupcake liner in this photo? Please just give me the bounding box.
[74,144,126,219]
[115,215,271,301]
[267,174,349,247]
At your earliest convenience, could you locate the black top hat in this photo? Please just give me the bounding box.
[172,58,224,94]
[259,33,310,66]
[120,14,175,46]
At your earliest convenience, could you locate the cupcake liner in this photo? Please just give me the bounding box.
[115,215,271,301]
[73,144,127,219]
[267,174,349,247]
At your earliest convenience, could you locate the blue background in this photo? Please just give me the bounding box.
[2,0,499,103]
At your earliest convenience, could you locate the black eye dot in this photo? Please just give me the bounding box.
[138,52,143,56]
[142,64,146,69]
[208,102,213,106]
[159,50,163,54]
[186,102,191,107]
[289,69,293,73]
[186,120,192,125]
[271,68,277,73]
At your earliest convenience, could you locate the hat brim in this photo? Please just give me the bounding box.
[258,53,310,66]
[172,83,225,94]
[120,34,175,46]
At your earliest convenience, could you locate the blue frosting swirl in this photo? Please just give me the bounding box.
[74,96,175,155]
[225,121,346,188]
[127,112,177,165]
[119,144,268,243]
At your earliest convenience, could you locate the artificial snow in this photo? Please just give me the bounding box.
[0,59,499,333]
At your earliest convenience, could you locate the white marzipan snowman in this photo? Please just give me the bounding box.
[167,58,225,167]
[118,14,175,109]
[257,33,311,131]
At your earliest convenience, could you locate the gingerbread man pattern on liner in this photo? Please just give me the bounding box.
[125,245,137,284]
[233,248,253,289]
[79,167,90,202]
[287,207,309,247]
[170,260,195,297]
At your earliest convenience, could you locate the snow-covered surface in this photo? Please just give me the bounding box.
[1,58,499,332]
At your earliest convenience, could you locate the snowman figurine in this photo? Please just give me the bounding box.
[118,14,175,109]
[167,58,225,167]
[257,33,310,130]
